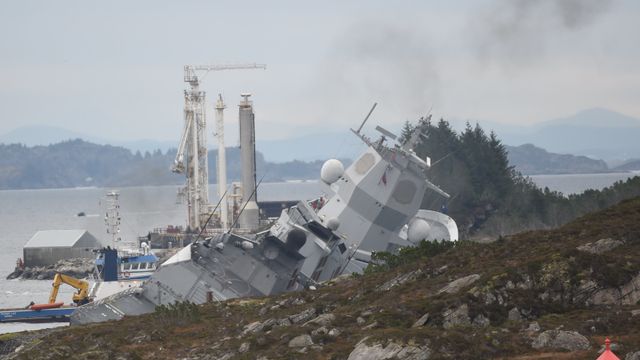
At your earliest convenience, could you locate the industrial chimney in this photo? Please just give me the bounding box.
[238,93,259,230]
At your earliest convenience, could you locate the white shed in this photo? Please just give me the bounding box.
[23,230,101,267]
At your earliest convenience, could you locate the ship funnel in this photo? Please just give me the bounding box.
[237,93,260,230]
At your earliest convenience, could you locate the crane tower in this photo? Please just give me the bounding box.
[172,63,266,231]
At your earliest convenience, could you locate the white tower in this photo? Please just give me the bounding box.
[215,94,229,231]
[237,93,260,230]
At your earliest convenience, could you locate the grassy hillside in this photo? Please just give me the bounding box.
[5,197,640,359]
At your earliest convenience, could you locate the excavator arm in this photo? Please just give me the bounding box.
[49,273,90,305]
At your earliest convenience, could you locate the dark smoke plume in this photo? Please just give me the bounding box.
[315,21,440,120]
[470,0,615,64]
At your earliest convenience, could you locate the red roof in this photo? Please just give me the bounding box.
[596,338,620,360]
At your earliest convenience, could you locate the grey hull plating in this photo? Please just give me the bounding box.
[72,118,459,325]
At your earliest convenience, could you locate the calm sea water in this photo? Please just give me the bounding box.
[0,174,637,334]
[0,182,319,334]
[528,172,638,195]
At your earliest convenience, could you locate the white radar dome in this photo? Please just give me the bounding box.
[320,159,344,184]
[407,218,431,243]
[326,217,340,231]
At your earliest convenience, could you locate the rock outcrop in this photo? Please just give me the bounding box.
[442,304,470,329]
[347,338,431,360]
[288,334,313,348]
[6,258,94,280]
[438,274,480,295]
[577,238,624,254]
[531,330,591,351]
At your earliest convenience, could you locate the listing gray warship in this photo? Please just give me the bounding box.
[71,113,458,325]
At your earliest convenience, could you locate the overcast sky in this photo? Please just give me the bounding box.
[1,0,639,144]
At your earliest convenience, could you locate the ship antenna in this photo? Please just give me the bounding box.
[193,187,230,243]
[355,102,377,134]
[227,172,267,234]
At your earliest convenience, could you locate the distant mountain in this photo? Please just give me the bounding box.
[0,140,346,190]
[0,125,176,153]
[479,108,640,161]
[505,144,609,175]
[0,125,354,163]
[257,131,363,162]
[4,107,639,163]
[614,159,640,172]
[534,107,640,128]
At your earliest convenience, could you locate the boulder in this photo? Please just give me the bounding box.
[438,274,481,295]
[531,330,590,351]
[442,304,471,329]
[311,326,328,336]
[238,342,249,353]
[626,351,640,360]
[577,238,624,254]
[347,338,431,360]
[304,313,335,327]
[289,308,317,324]
[587,274,640,306]
[242,321,263,335]
[526,322,541,333]
[508,307,523,322]
[288,335,314,348]
[412,313,430,328]
[377,270,423,292]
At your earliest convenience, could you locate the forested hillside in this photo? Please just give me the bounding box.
[408,118,640,239]
[0,140,338,190]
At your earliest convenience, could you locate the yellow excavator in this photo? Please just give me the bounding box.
[49,273,90,305]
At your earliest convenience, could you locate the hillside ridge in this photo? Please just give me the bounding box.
[4,197,640,359]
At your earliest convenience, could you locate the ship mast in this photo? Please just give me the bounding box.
[104,191,122,249]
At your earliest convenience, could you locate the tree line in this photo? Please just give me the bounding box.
[403,117,640,239]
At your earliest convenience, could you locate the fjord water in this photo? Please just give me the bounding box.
[528,172,637,195]
[0,174,636,334]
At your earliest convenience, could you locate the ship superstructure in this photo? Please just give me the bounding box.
[71,112,458,325]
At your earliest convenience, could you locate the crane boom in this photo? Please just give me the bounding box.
[175,63,266,231]
[172,111,193,173]
[184,64,266,83]
[49,273,90,305]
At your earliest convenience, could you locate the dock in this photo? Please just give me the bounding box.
[0,307,75,323]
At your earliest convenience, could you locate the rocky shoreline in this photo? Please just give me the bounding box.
[5,258,94,280]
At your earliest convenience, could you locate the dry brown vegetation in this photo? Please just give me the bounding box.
[6,197,640,360]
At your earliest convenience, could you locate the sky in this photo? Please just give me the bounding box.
[1,0,639,145]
